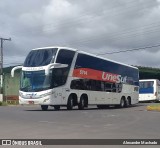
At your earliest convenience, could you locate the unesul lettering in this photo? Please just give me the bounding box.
[102,72,127,83]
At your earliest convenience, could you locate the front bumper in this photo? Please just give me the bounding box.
[19,96,51,105]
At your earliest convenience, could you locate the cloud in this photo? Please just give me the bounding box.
[1,0,160,68]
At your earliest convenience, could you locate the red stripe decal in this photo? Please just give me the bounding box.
[72,68,121,83]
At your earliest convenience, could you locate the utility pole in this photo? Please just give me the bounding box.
[0,37,11,75]
[0,37,11,100]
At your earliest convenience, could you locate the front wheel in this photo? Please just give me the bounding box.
[41,105,48,111]
[67,95,74,110]
[53,105,60,110]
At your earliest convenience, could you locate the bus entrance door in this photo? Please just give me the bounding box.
[52,88,62,105]
[61,88,70,104]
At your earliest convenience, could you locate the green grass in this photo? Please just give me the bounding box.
[147,104,160,111]
[7,100,19,105]
[0,100,19,106]
[0,101,8,106]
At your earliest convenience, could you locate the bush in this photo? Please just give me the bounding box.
[0,101,8,106]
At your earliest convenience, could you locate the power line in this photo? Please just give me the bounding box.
[71,21,160,47]
[3,43,160,66]
[96,44,160,55]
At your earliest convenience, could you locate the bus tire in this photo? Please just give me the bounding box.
[78,95,85,110]
[54,105,60,110]
[41,105,48,111]
[97,105,102,109]
[119,97,125,108]
[125,97,131,107]
[67,95,74,110]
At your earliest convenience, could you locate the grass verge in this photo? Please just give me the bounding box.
[0,100,19,106]
[147,104,160,111]
[0,101,8,106]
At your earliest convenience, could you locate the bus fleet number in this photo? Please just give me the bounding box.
[80,70,88,75]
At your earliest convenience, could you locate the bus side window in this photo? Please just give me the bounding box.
[117,83,122,93]
[71,80,81,89]
[95,81,101,91]
[112,83,116,92]
[86,80,91,90]
[62,68,69,84]
[101,81,105,91]
[79,79,84,90]
[105,82,112,92]
[70,79,84,90]
[70,80,76,89]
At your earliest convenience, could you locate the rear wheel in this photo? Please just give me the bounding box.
[53,105,60,110]
[41,105,48,111]
[119,97,125,108]
[67,95,74,110]
[125,98,130,107]
[78,96,85,110]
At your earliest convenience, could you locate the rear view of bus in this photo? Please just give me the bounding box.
[139,79,160,102]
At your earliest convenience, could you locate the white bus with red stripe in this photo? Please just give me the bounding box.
[11,47,139,110]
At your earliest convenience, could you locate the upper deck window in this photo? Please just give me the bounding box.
[74,53,139,86]
[56,49,75,67]
[24,48,58,67]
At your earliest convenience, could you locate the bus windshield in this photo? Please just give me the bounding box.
[20,71,51,92]
[23,48,58,67]
[139,81,154,94]
[20,68,69,92]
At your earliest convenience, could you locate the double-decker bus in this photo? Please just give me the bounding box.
[139,79,160,102]
[11,46,139,110]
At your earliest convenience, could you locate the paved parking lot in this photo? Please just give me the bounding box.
[0,103,160,147]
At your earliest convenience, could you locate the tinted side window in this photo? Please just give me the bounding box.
[56,49,75,67]
[75,53,139,86]
[70,79,122,92]
[50,68,69,88]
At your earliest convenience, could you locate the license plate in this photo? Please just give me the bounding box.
[28,101,34,104]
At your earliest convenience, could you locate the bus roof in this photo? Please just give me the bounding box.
[32,46,78,52]
[31,46,138,70]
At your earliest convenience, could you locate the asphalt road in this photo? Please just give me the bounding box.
[0,103,160,147]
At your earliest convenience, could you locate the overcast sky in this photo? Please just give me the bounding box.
[1,0,160,68]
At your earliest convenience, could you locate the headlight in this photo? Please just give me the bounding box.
[39,92,52,98]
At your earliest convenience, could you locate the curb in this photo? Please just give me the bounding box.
[147,106,160,111]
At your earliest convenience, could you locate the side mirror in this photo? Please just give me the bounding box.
[45,63,68,75]
[11,66,23,77]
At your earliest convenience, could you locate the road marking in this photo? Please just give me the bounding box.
[104,124,113,127]
[39,121,57,124]
[83,125,91,128]
[109,114,116,117]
